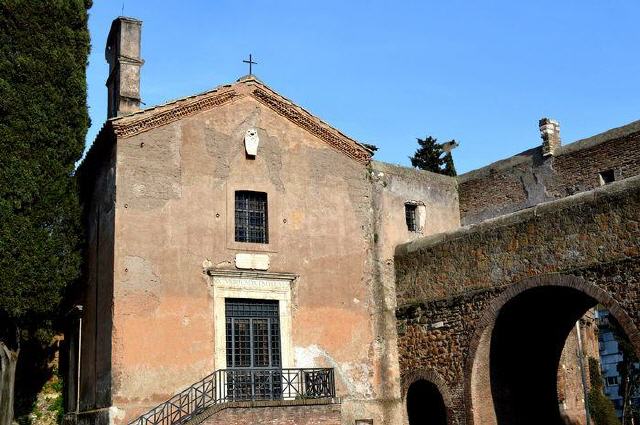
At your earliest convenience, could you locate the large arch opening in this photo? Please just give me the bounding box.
[490,286,595,424]
[406,379,448,425]
[468,278,640,425]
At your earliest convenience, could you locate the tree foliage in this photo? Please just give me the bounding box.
[608,315,640,424]
[0,0,91,334]
[0,0,91,422]
[588,357,622,425]
[409,136,457,176]
[442,151,457,177]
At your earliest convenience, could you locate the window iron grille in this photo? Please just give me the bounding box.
[225,299,281,369]
[235,191,268,243]
[405,203,418,232]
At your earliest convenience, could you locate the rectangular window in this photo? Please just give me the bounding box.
[606,376,619,386]
[599,169,615,185]
[405,203,417,232]
[235,191,268,243]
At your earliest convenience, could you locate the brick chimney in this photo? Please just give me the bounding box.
[539,118,561,156]
[105,17,143,118]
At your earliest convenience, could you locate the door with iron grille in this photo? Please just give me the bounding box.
[225,298,282,400]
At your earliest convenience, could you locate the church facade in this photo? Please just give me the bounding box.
[65,16,459,425]
[63,15,640,425]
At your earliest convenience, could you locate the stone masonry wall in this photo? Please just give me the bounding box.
[395,175,640,424]
[398,174,640,305]
[458,120,640,225]
[557,310,599,425]
[200,402,341,425]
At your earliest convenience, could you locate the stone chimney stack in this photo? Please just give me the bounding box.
[539,118,561,156]
[105,17,143,118]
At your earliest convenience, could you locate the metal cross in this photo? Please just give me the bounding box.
[243,54,257,75]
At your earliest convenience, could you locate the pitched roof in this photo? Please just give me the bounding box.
[108,75,373,164]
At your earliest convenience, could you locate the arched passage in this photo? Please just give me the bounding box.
[467,276,640,425]
[490,285,594,424]
[406,379,448,425]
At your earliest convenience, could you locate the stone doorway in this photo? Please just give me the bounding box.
[406,379,448,425]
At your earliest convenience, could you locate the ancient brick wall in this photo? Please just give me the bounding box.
[199,401,341,425]
[458,120,640,225]
[457,160,530,222]
[549,130,640,197]
[395,175,640,424]
[557,311,599,425]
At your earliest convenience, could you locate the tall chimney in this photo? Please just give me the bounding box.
[539,118,561,156]
[105,17,143,118]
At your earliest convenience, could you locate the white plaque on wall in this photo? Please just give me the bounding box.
[235,253,270,270]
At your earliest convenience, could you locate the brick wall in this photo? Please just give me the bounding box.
[549,132,640,197]
[458,120,640,225]
[458,159,530,221]
[557,311,599,425]
[399,174,640,305]
[199,401,341,425]
[395,175,640,424]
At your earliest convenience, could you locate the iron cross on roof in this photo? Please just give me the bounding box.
[243,54,257,75]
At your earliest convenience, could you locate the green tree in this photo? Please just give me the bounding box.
[409,136,458,176]
[588,357,622,425]
[0,1,91,423]
[608,315,640,425]
[442,152,457,177]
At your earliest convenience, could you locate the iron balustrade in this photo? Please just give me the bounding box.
[128,368,336,425]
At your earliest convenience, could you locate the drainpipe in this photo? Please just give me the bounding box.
[65,304,84,417]
[77,310,82,414]
[576,319,591,425]
[70,305,84,414]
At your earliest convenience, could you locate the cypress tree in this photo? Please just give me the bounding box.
[409,136,458,176]
[0,1,91,423]
[442,151,457,177]
[410,136,443,173]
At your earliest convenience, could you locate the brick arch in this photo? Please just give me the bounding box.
[402,369,455,425]
[463,274,640,424]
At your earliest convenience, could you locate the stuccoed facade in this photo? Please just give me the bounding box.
[66,16,460,425]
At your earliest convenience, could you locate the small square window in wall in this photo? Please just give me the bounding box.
[405,203,418,232]
[235,191,269,243]
[355,420,373,425]
[599,169,615,185]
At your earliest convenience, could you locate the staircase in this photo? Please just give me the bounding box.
[128,368,336,425]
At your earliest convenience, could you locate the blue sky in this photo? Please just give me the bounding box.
[86,1,640,173]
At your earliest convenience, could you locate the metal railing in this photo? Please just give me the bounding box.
[128,368,336,425]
